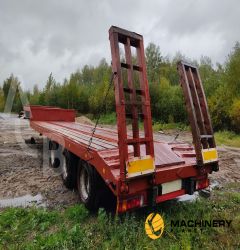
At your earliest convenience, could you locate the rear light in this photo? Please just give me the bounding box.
[117,195,144,213]
[127,197,141,210]
[196,178,209,190]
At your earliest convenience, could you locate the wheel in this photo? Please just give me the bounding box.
[77,161,102,211]
[48,140,78,189]
[60,150,78,189]
[48,140,60,168]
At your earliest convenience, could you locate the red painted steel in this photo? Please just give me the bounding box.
[27,109,209,198]
[109,26,154,183]
[156,189,186,203]
[177,61,218,170]
[24,105,75,122]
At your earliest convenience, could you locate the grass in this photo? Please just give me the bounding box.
[95,113,117,125]
[215,131,240,148]
[151,122,189,132]
[0,184,239,249]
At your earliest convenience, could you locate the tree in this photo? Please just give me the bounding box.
[208,42,240,131]
[146,43,162,84]
[199,56,221,98]
[45,73,55,91]
[30,84,40,104]
[81,65,94,85]
[229,99,240,132]
[172,51,188,64]
[225,42,240,97]
[44,73,58,106]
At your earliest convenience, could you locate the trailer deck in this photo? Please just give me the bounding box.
[28,107,202,199]
[31,119,196,168]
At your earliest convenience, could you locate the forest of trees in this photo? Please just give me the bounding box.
[0,42,240,132]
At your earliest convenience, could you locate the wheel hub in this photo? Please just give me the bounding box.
[80,167,90,201]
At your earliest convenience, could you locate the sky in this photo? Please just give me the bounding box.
[0,0,239,90]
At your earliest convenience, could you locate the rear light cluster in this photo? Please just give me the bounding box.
[117,195,145,213]
[196,178,209,190]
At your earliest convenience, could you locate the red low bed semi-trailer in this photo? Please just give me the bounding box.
[25,26,219,213]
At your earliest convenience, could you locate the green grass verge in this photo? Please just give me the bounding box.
[95,113,116,125]
[96,113,189,132]
[0,185,239,249]
[215,131,240,147]
[151,122,189,132]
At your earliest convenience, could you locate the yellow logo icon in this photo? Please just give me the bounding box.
[145,213,164,240]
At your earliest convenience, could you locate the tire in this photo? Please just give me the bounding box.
[48,140,60,168]
[77,160,102,211]
[61,149,78,189]
[48,140,78,189]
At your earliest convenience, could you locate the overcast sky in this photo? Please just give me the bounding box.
[0,0,239,90]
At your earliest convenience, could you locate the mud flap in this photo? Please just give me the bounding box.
[149,186,160,207]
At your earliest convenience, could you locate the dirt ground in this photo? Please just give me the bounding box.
[0,114,79,208]
[0,113,239,208]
